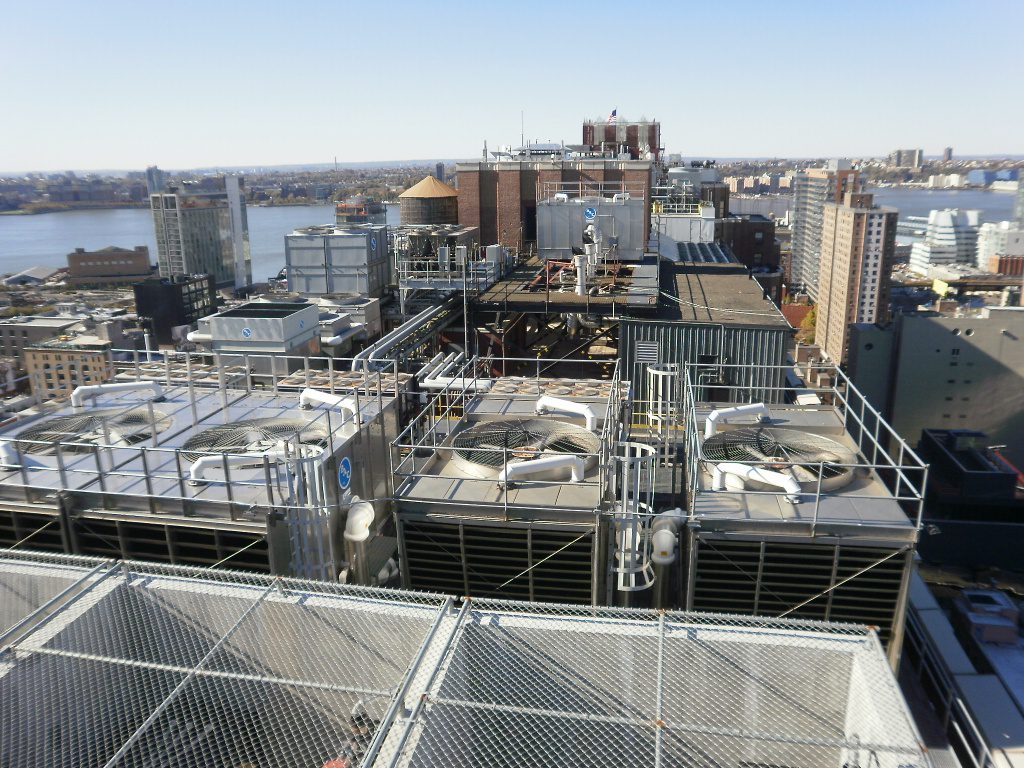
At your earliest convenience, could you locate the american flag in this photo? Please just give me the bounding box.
[607,108,617,123]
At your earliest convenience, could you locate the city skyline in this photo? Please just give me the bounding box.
[3,0,1022,172]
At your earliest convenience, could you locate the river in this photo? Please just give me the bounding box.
[0,189,1016,280]
[0,203,400,281]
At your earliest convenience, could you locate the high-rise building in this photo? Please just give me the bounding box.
[150,176,251,290]
[908,209,981,275]
[942,146,953,162]
[816,193,897,363]
[435,162,445,181]
[133,274,218,345]
[790,160,862,299]
[887,148,924,169]
[976,221,1024,272]
[1016,180,1024,226]
[145,165,167,195]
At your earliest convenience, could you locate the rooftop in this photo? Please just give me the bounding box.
[658,262,791,327]
[0,315,81,329]
[0,549,928,768]
[215,301,313,319]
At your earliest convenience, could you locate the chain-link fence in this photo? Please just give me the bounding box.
[0,550,929,768]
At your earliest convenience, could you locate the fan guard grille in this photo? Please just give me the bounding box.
[451,419,600,470]
[13,408,173,455]
[181,418,329,462]
[702,427,857,485]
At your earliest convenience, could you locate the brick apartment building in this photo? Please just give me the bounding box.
[456,159,652,250]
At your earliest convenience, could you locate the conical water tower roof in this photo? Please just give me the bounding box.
[399,176,458,199]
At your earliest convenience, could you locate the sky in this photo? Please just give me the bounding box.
[2,0,1022,173]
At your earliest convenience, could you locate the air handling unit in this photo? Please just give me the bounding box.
[391,355,660,605]
[671,362,928,665]
[0,357,400,581]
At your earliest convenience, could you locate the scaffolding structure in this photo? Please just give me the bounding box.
[0,549,930,768]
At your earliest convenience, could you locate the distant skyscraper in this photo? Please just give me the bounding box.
[790,160,862,299]
[887,149,924,169]
[435,162,445,181]
[145,165,167,195]
[817,192,897,363]
[942,147,953,163]
[908,209,981,275]
[150,176,251,290]
[1016,181,1024,227]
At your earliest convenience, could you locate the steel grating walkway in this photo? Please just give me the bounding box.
[0,549,930,768]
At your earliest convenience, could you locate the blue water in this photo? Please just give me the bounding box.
[0,203,400,282]
[867,187,1016,222]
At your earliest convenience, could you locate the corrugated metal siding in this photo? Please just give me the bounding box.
[618,319,789,402]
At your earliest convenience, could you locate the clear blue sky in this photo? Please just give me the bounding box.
[2,0,1021,172]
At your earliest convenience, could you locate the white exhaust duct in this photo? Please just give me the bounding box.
[497,454,585,487]
[712,462,802,504]
[703,402,770,439]
[299,388,360,426]
[536,395,597,431]
[71,381,164,408]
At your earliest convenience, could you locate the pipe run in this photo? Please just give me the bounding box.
[71,381,165,408]
[351,301,452,372]
[299,388,360,425]
[186,330,212,343]
[497,454,585,487]
[419,354,492,392]
[703,402,770,439]
[712,462,802,504]
[536,395,598,431]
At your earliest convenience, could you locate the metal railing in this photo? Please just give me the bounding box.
[681,362,928,531]
[390,356,626,518]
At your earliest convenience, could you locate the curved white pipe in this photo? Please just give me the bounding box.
[497,454,585,486]
[536,395,597,431]
[71,381,164,408]
[421,376,493,392]
[704,402,770,439]
[186,330,212,343]
[712,462,802,504]
[189,451,288,485]
[298,388,360,425]
[344,500,376,542]
[0,440,19,467]
[353,301,451,371]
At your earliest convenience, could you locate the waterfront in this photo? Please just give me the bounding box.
[0,203,400,282]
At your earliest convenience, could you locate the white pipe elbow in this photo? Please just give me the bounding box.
[712,462,801,504]
[497,454,585,487]
[71,381,164,408]
[704,403,770,439]
[298,388,360,425]
[186,330,212,343]
[535,395,598,431]
[344,501,375,543]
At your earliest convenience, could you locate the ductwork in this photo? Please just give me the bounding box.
[650,508,684,566]
[704,402,770,439]
[71,381,165,408]
[344,500,375,543]
[299,388,360,425]
[419,354,493,392]
[351,301,453,372]
[536,395,597,431]
[712,462,802,504]
[497,454,585,487]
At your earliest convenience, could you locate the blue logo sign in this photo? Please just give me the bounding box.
[584,207,597,221]
[338,456,352,490]
[370,237,377,250]
[298,319,305,329]
[242,327,253,338]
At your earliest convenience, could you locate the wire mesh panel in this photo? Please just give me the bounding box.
[0,552,929,768]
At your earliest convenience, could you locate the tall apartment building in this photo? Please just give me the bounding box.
[908,209,981,275]
[817,193,897,363]
[145,165,167,195]
[790,160,862,299]
[456,159,652,249]
[887,148,924,169]
[150,176,251,290]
